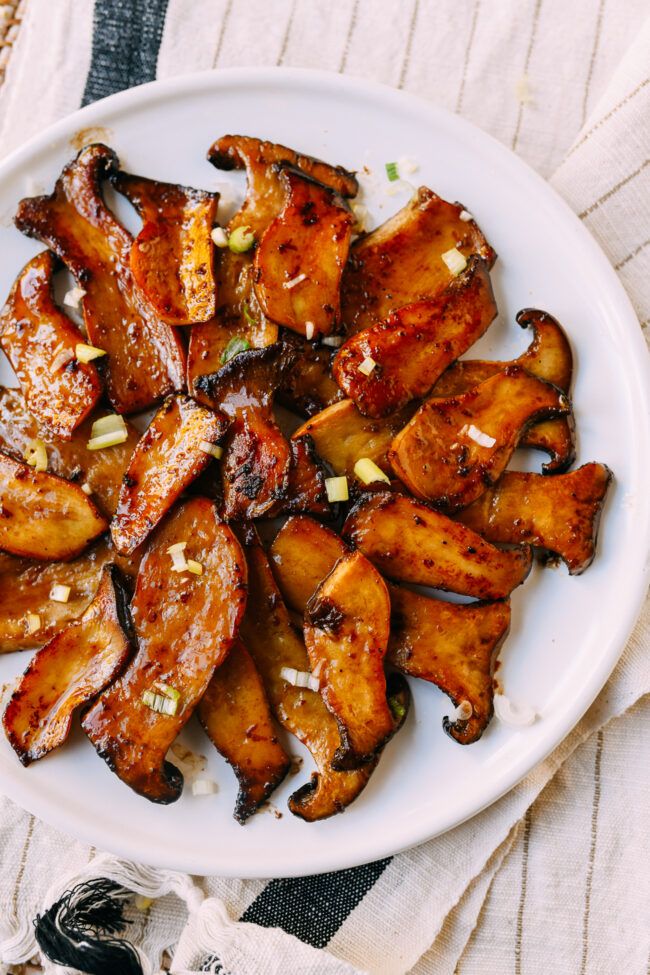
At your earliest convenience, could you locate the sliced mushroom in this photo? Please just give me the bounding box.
[456,463,613,574]
[208,135,358,238]
[334,257,497,417]
[14,144,186,414]
[0,251,102,438]
[113,171,218,326]
[270,516,510,744]
[3,564,134,764]
[388,584,509,744]
[0,451,108,560]
[197,640,290,823]
[253,166,353,338]
[194,343,295,520]
[341,186,495,333]
[111,395,227,555]
[277,332,344,417]
[237,525,390,822]
[185,274,277,391]
[389,368,571,511]
[280,434,329,517]
[342,492,532,599]
[187,134,358,389]
[82,498,247,803]
[269,515,348,614]
[305,550,394,769]
[293,398,416,478]
[431,309,575,473]
[0,387,140,517]
[0,539,140,653]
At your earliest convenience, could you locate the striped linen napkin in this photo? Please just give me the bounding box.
[0,2,649,973]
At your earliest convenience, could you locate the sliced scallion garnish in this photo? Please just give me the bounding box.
[26,613,41,634]
[324,476,349,503]
[210,226,229,248]
[90,414,127,439]
[358,356,377,376]
[221,336,251,364]
[228,225,255,253]
[167,542,188,572]
[76,343,106,363]
[49,584,71,604]
[353,457,391,486]
[441,247,467,276]
[385,161,399,182]
[87,430,129,451]
[142,683,181,716]
[198,440,223,460]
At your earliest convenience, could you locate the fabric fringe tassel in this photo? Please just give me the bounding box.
[34,878,143,975]
[0,852,240,974]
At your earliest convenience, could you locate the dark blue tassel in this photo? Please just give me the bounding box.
[34,877,143,975]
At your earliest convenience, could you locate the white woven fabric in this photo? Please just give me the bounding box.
[0,2,648,973]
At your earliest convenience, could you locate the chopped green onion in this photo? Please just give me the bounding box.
[441,247,467,276]
[280,666,320,692]
[325,476,349,503]
[154,682,180,703]
[167,542,187,555]
[210,226,229,247]
[167,542,188,572]
[228,225,255,253]
[358,356,377,376]
[221,336,251,364]
[76,342,106,363]
[142,683,180,716]
[198,440,223,460]
[49,584,71,604]
[26,613,41,634]
[354,457,391,485]
[242,303,258,326]
[186,559,203,576]
[23,439,48,472]
[87,430,128,451]
[385,161,399,182]
[389,695,406,722]
[192,778,218,796]
[90,414,127,439]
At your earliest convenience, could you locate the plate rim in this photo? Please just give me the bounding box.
[0,66,648,878]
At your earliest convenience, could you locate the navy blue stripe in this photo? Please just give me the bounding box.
[81,0,170,106]
[240,858,392,949]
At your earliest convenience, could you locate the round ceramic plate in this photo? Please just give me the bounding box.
[0,69,648,878]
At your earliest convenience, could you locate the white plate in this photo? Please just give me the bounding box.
[0,69,648,878]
